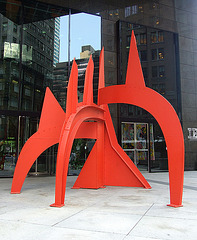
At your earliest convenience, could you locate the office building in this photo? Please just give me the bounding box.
[100,1,197,170]
[0,0,197,177]
[0,12,55,175]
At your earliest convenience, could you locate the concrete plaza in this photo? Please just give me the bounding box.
[0,171,196,239]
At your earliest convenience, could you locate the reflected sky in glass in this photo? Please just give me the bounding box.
[60,13,101,62]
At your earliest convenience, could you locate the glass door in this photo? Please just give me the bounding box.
[28,117,57,175]
[0,115,18,177]
[121,122,153,170]
[121,122,135,163]
[28,117,50,175]
[135,123,148,167]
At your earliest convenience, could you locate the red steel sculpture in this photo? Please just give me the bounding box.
[11,32,184,208]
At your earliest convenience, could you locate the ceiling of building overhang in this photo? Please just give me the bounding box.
[0,0,79,24]
[0,0,130,24]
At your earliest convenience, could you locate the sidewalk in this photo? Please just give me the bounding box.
[0,171,197,240]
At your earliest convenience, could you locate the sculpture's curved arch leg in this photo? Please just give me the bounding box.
[11,87,65,194]
[50,124,74,207]
[51,106,105,207]
[11,133,59,193]
[99,85,184,207]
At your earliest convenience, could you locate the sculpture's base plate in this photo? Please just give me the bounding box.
[50,203,65,208]
[10,191,20,194]
[167,204,183,208]
[72,185,106,189]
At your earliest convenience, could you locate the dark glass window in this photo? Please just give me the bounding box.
[2,23,7,32]
[24,86,31,96]
[140,33,147,44]
[10,96,18,108]
[125,7,131,17]
[151,31,164,43]
[158,48,164,59]
[127,35,131,46]
[13,37,17,43]
[160,84,165,94]
[2,36,7,43]
[152,84,158,91]
[158,31,164,42]
[159,66,165,77]
[152,66,165,78]
[132,5,138,15]
[142,67,148,79]
[152,66,157,77]
[135,34,140,45]
[128,105,134,115]
[127,23,133,30]
[13,24,17,33]
[13,83,19,93]
[140,50,147,61]
[152,83,165,94]
[151,32,157,43]
[0,82,5,90]
[139,5,143,13]
[152,49,157,60]
[152,49,164,60]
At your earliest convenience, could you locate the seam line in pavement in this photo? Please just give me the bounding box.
[146,179,197,191]
[123,203,155,239]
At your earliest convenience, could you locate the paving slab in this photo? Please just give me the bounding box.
[125,215,197,240]
[55,210,142,234]
[0,171,196,239]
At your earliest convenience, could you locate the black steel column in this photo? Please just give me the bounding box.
[16,2,24,160]
[148,123,151,173]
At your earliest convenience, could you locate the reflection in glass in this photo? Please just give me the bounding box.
[121,122,150,166]
[158,48,164,59]
[121,123,135,150]
[136,124,147,150]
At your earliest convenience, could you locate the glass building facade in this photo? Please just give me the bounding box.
[0,0,70,176]
[0,0,197,177]
[100,1,197,171]
[116,21,180,171]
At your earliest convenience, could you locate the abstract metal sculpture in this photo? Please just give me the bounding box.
[11,32,184,208]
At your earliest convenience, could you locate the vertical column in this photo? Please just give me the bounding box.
[96,120,105,188]
[148,123,151,173]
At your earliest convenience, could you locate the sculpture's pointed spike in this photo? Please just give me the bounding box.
[125,31,145,88]
[11,87,66,194]
[83,55,94,105]
[66,59,78,117]
[98,47,105,105]
[39,87,65,131]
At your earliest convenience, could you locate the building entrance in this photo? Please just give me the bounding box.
[121,122,155,171]
[0,114,57,177]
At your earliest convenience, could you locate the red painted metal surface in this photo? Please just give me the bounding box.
[11,32,184,208]
[99,32,185,207]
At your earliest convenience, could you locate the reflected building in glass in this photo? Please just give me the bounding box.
[0,13,55,176]
[53,45,100,110]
